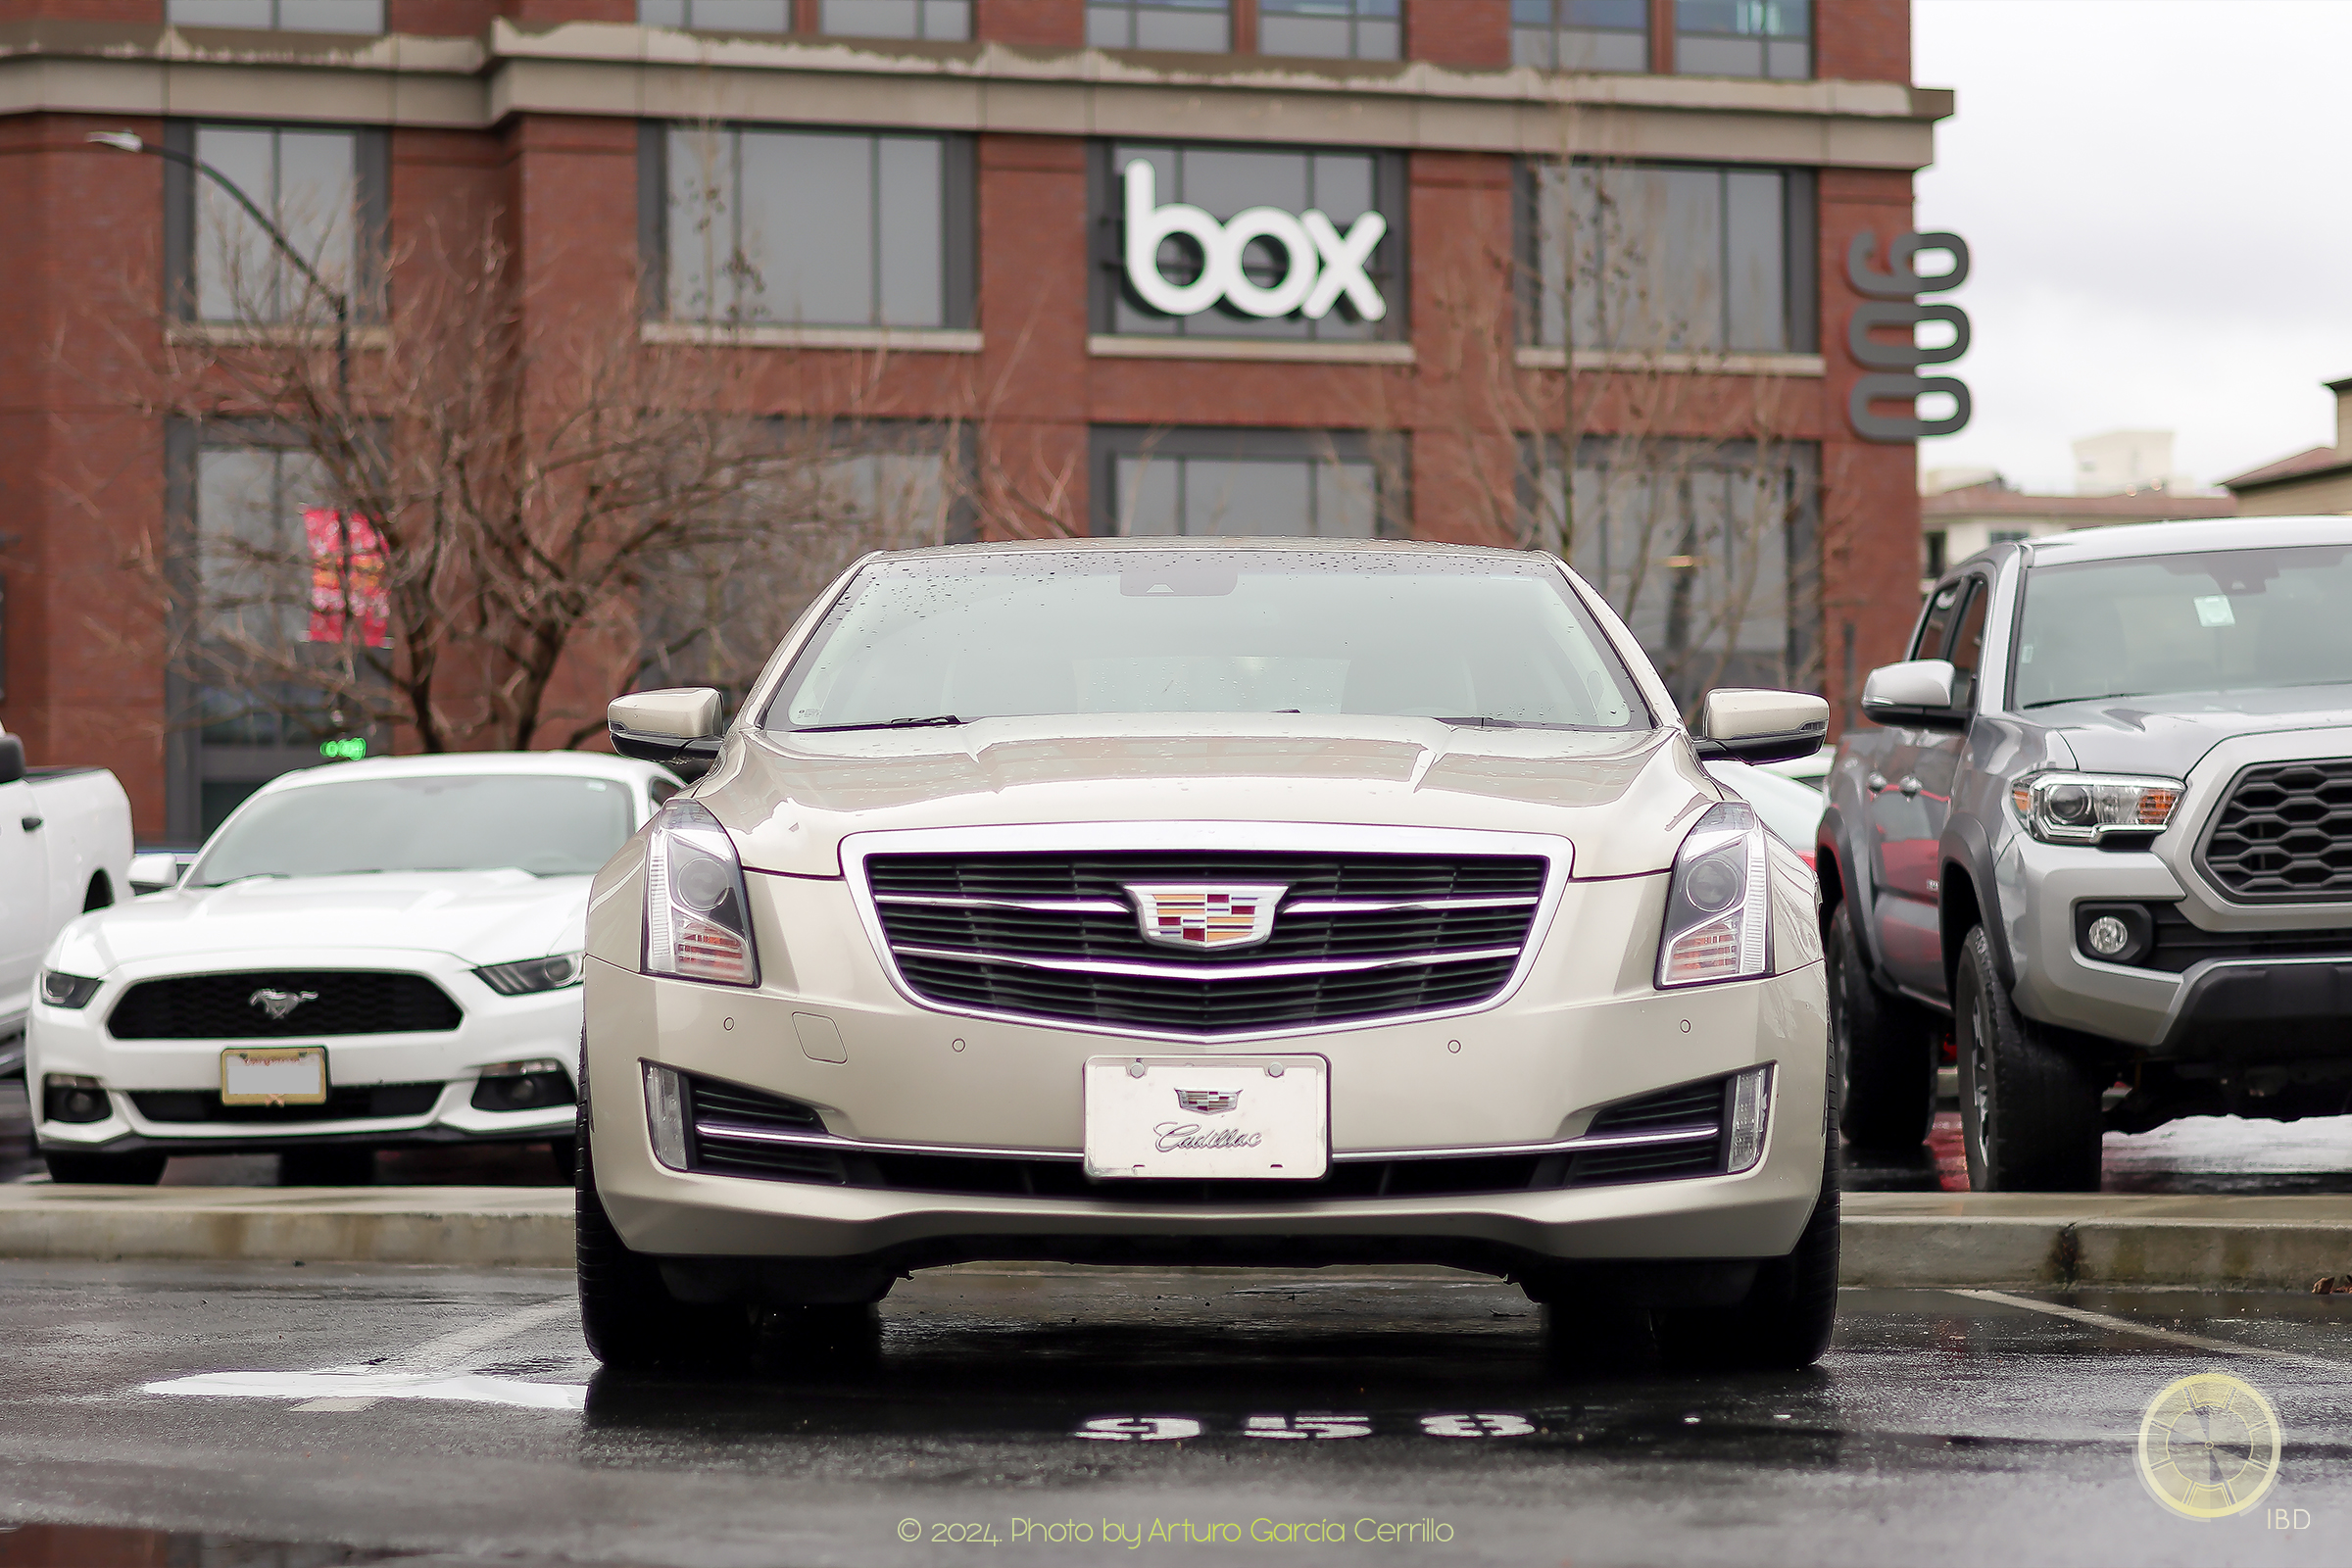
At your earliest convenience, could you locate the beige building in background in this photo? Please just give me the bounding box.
[1920,433,2232,586]
[2224,377,2352,515]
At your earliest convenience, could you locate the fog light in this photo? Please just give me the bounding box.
[42,1073,110,1124]
[2074,902,2156,966]
[470,1058,576,1113]
[1726,1066,1771,1174]
[643,1062,688,1169]
[2085,916,2131,957]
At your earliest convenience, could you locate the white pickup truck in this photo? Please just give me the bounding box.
[0,725,133,1074]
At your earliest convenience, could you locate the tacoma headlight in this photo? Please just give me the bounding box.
[474,954,584,996]
[2009,772,2180,845]
[643,800,760,987]
[1657,802,1772,989]
[38,971,101,1008]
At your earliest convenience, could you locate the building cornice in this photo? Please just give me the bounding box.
[0,20,1947,170]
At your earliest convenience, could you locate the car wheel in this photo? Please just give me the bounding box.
[42,1149,167,1185]
[279,1146,376,1186]
[1954,925,2103,1192]
[574,1044,758,1372]
[1653,1133,1839,1371]
[1826,901,1935,1150]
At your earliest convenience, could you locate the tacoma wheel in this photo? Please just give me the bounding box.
[1653,1134,1840,1371]
[1826,901,1935,1150]
[575,1048,759,1372]
[42,1149,167,1185]
[1954,925,2103,1192]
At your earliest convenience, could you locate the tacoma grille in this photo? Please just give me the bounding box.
[680,1073,1729,1198]
[863,850,1548,1034]
[109,972,464,1040]
[2201,760,2352,900]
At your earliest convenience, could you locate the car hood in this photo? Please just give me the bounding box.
[57,869,590,975]
[695,715,1717,880]
[2030,683,2352,776]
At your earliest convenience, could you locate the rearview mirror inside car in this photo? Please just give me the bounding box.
[1692,688,1831,764]
[609,688,724,780]
[1860,660,1966,729]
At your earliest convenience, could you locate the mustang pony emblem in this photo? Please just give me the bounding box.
[248,988,319,1021]
[1125,883,1287,952]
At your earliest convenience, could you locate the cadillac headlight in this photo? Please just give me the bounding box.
[2009,772,2180,845]
[643,799,760,987]
[1657,802,1772,988]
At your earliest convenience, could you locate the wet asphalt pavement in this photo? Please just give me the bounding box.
[0,1256,2345,1567]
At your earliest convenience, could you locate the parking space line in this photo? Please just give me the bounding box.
[1946,1289,2352,1374]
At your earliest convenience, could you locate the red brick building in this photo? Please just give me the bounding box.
[0,0,1948,841]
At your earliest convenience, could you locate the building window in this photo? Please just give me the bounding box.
[1511,0,1647,72]
[1092,428,1396,539]
[169,123,385,326]
[1989,529,2029,545]
[639,1,789,28]
[1259,0,1399,60]
[170,1,383,31]
[1097,143,1404,343]
[173,436,388,837]
[1088,0,1231,52]
[653,125,974,329]
[1534,438,1819,710]
[818,0,971,37]
[1675,0,1809,79]
[1522,161,1815,355]
[1923,530,1947,578]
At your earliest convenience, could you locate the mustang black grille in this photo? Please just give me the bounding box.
[2201,760,2352,900]
[680,1074,1729,1199]
[108,972,463,1040]
[865,850,1547,1033]
[130,1082,443,1123]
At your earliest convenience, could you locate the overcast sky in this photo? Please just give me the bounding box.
[1911,0,2352,493]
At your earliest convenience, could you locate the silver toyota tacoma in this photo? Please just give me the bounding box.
[1821,515,2352,1190]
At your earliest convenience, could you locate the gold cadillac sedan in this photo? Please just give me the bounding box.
[580,539,1835,1371]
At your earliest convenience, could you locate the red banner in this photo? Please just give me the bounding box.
[303,508,389,649]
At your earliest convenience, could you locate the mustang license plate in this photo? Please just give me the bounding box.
[1083,1055,1329,1180]
[220,1047,328,1105]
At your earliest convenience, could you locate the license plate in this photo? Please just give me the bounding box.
[220,1047,327,1105]
[1084,1055,1328,1180]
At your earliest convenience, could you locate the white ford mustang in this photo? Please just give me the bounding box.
[28,753,679,1184]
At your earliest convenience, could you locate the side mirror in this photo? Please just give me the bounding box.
[609,688,724,780]
[127,852,183,895]
[1860,660,1967,730]
[1693,688,1832,764]
[0,733,22,786]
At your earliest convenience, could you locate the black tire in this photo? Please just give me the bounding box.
[1654,1136,1840,1371]
[575,1046,758,1372]
[279,1145,376,1186]
[1827,900,1935,1150]
[42,1149,167,1185]
[1954,925,2103,1192]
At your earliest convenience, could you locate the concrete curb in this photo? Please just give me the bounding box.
[3,1187,2349,1289]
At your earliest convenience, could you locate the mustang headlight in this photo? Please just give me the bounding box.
[1657,802,1772,989]
[38,971,102,1008]
[2009,772,2180,845]
[474,954,584,996]
[643,799,760,987]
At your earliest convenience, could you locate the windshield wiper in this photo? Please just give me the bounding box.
[794,714,966,734]
[1433,715,1524,728]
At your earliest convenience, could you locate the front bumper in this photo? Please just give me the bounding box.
[584,867,1831,1271]
[27,946,582,1153]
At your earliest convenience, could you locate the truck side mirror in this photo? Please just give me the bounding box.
[1860,660,1967,729]
[1692,688,1832,764]
[0,734,22,786]
[609,688,724,781]
[127,852,182,894]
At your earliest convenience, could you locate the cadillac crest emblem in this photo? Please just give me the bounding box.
[1125,883,1287,952]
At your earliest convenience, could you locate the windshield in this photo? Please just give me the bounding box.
[2015,547,2352,709]
[763,550,1649,732]
[193,774,636,885]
